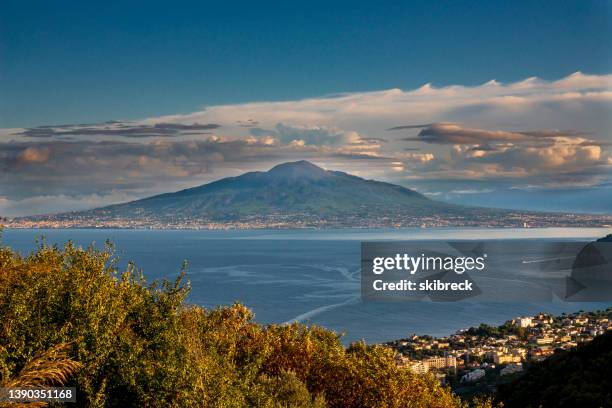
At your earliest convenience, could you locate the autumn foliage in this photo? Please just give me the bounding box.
[0,240,487,407]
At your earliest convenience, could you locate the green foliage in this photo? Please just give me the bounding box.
[0,241,479,407]
[465,322,519,339]
[250,371,326,408]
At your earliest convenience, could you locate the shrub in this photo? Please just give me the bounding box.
[0,240,488,407]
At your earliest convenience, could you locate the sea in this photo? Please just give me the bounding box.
[2,227,611,344]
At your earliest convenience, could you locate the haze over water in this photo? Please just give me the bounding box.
[3,228,610,343]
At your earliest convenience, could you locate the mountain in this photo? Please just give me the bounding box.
[11,161,612,228]
[123,160,436,217]
[73,160,455,222]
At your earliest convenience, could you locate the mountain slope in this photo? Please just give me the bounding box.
[13,160,611,228]
[496,331,612,408]
[80,161,455,221]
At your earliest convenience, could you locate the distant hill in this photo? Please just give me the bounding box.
[10,161,612,228]
[496,331,612,408]
[104,160,439,219]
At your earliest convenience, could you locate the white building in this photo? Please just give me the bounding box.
[409,361,429,374]
[461,368,485,383]
[516,317,532,328]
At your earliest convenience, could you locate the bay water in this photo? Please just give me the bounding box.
[2,228,610,343]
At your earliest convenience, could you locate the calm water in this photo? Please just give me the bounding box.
[2,228,611,343]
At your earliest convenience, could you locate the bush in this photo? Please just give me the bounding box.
[0,240,487,407]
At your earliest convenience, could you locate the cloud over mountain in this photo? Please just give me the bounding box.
[0,71,610,216]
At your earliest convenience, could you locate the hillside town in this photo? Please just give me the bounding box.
[388,308,612,394]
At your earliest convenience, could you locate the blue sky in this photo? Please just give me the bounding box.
[0,1,610,217]
[1,0,610,127]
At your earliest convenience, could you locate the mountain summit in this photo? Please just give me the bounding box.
[31,160,470,227]
[267,160,331,180]
[127,160,432,220]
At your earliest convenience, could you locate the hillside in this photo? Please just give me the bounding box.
[9,161,611,228]
[94,160,442,219]
[496,331,612,407]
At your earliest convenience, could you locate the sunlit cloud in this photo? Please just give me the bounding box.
[0,71,610,216]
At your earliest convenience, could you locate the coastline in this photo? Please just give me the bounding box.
[387,307,612,396]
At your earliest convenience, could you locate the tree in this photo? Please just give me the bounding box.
[0,241,486,407]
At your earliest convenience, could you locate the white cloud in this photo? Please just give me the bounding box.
[0,71,610,216]
[251,123,362,146]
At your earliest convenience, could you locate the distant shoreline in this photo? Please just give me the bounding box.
[3,226,611,240]
[3,220,612,230]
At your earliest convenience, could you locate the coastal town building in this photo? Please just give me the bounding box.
[515,317,533,328]
[389,309,612,389]
[461,369,485,383]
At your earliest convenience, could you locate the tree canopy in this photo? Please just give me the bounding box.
[0,240,487,408]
